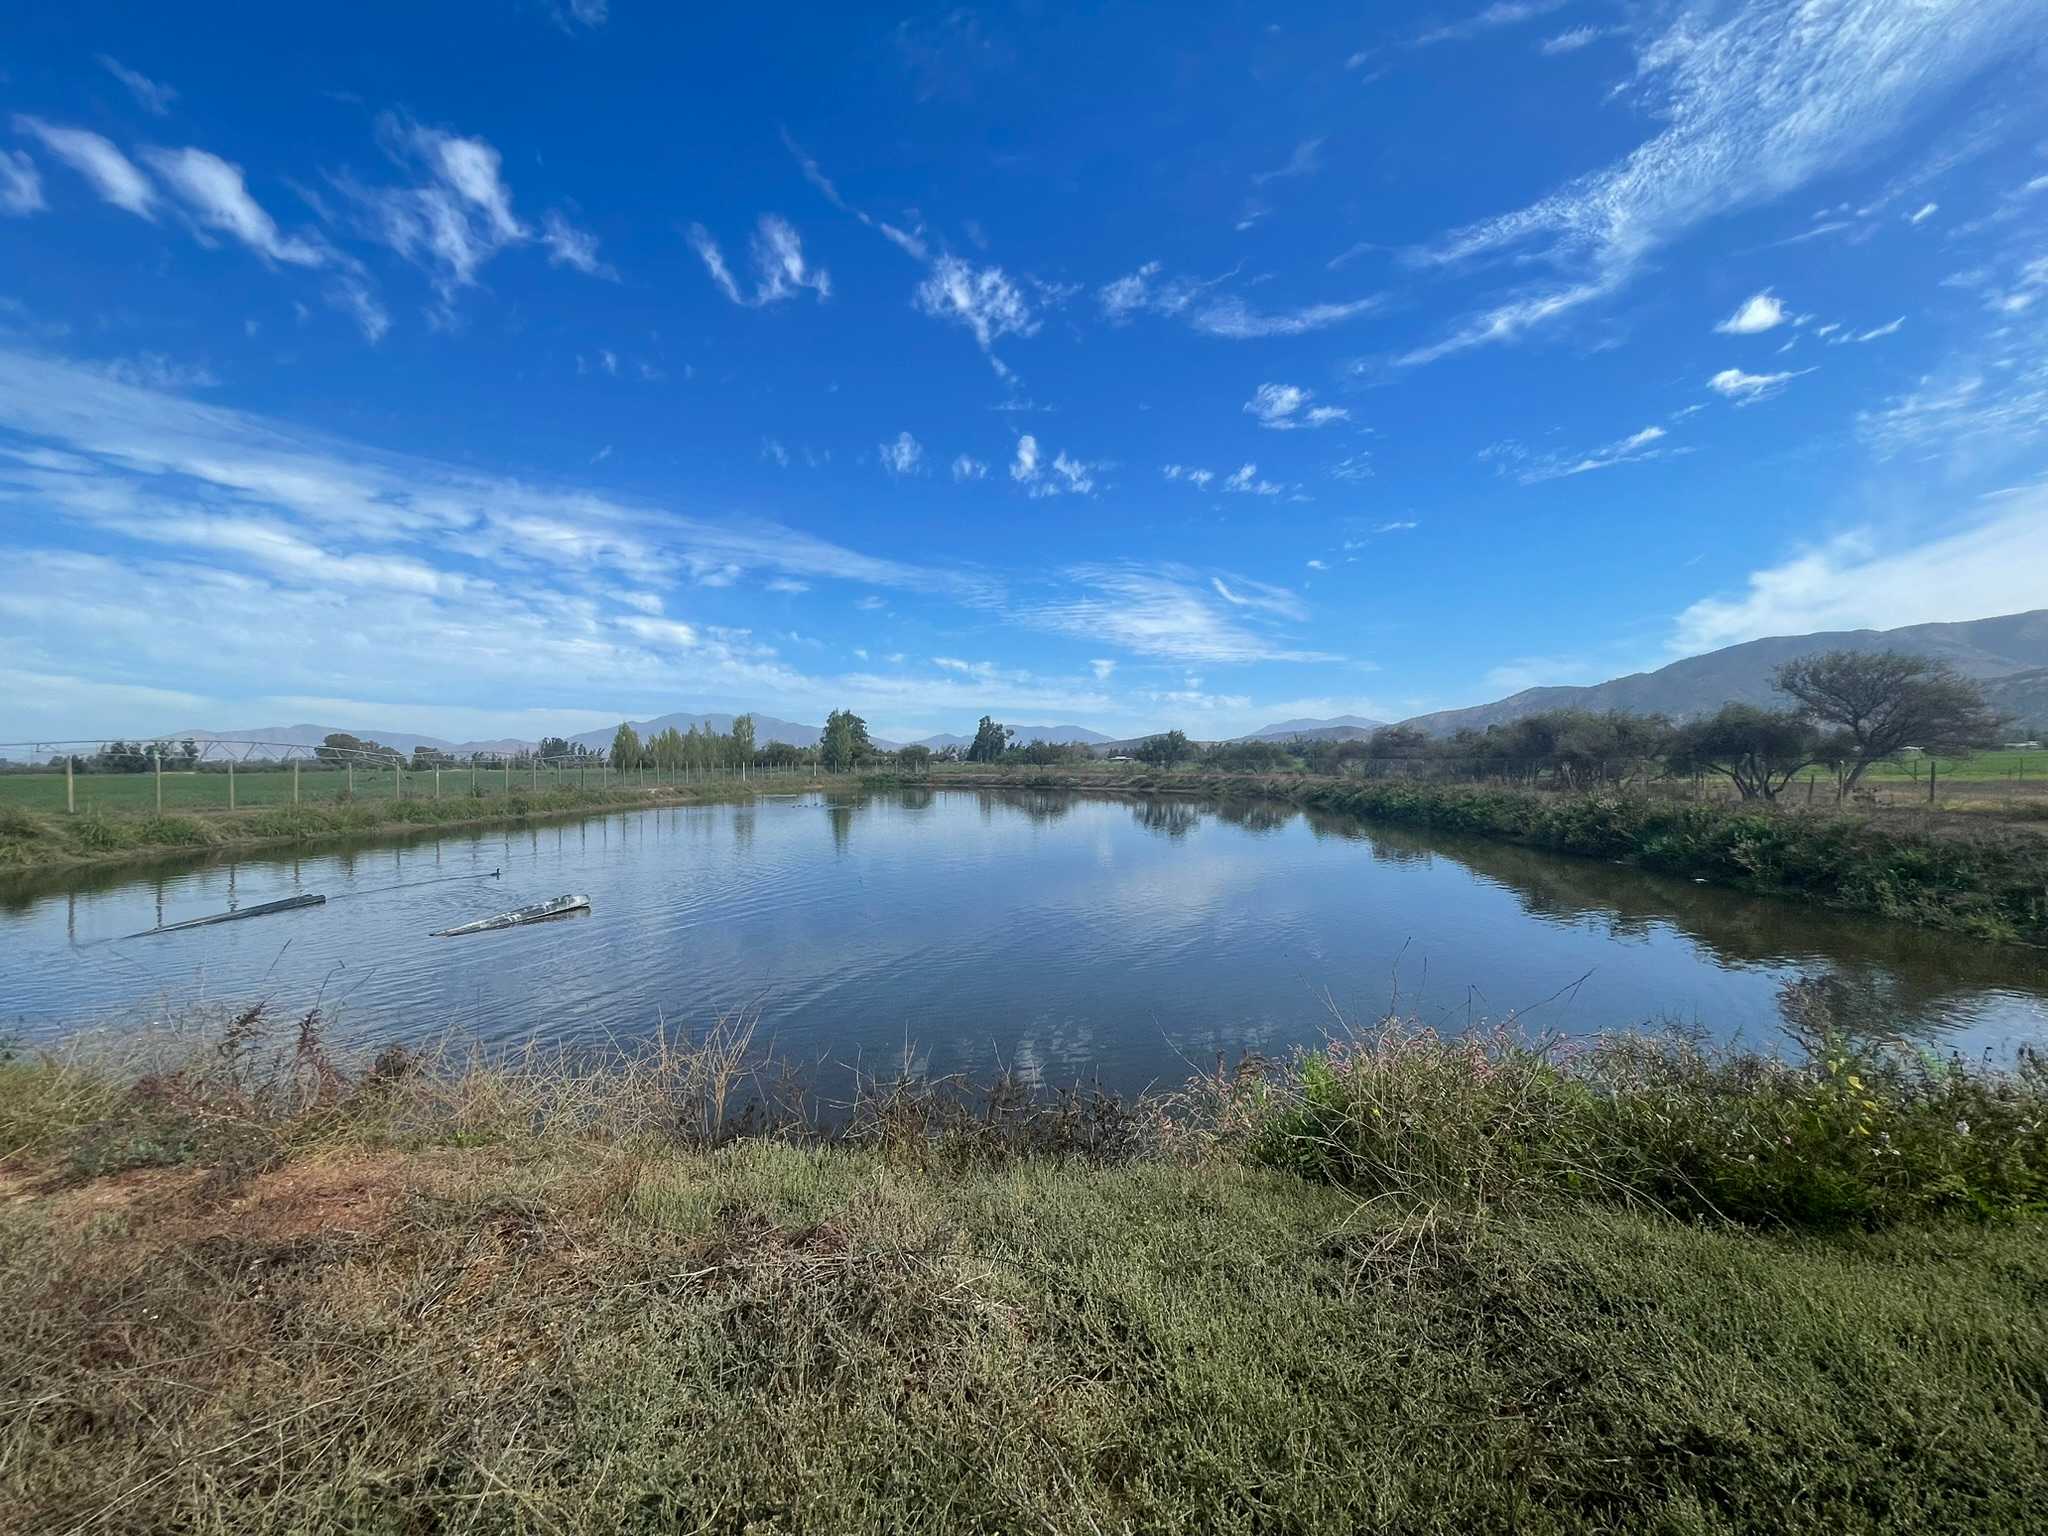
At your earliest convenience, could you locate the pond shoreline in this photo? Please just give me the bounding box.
[4,1012,2042,1532]
[909,769,2048,947]
[0,778,853,880]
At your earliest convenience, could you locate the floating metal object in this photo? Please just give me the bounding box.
[432,893,590,937]
[124,892,326,939]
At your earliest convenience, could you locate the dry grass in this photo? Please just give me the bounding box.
[3,1008,2046,1532]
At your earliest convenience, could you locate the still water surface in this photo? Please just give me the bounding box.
[4,788,2045,1092]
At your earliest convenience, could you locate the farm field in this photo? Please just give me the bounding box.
[0,763,639,814]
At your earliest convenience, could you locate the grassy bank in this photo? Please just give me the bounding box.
[2,1009,2044,1532]
[0,779,802,877]
[929,768,2048,946]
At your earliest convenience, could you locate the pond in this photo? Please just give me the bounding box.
[3,788,2045,1094]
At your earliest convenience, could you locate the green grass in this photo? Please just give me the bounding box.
[0,776,812,875]
[1,1010,2045,1531]
[1844,746,2047,784]
[0,762,789,815]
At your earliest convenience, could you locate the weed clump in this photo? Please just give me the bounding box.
[1215,1014,2047,1230]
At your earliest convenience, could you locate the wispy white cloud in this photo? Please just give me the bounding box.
[879,431,924,477]
[540,209,612,276]
[1210,575,1307,620]
[779,126,930,261]
[1707,366,1808,403]
[1406,0,2034,362]
[1244,382,1349,429]
[1222,463,1283,496]
[13,116,156,218]
[1250,137,1324,186]
[1516,423,1671,483]
[1827,316,1905,345]
[1007,434,1094,497]
[1374,520,1419,533]
[141,146,325,265]
[1908,200,1939,224]
[688,214,828,306]
[1024,564,1338,664]
[338,115,604,302]
[1098,262,1377,339]
[1673,499,2048,653]
[914,255,1036,374]
[1192,295,1381,339]
[1538,25,1607,55]
[1416,0,1568,47]
[0,151,43,216]
[1089,658,1116,680]
[0,347,986,615]
[1714,290,1786,334]
[951,453,988,481]
[97,56,177,116]
[1858,316,2048,464]
[98,353,221,391]
[1098,260,1213,321]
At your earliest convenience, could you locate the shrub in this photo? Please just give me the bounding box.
[1221,1019,2048,1231]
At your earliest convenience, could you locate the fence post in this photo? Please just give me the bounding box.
[347,762,353,797]
[533,758,539,792]
[435,767,442,800]
[504,759,510,794]
[293,760,300,804]
[155,751,163,813]
[228,759,235,811]
[66,755,74,815]
[394,761,401,802]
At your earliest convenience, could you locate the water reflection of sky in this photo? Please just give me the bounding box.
[2,790,2043,1096]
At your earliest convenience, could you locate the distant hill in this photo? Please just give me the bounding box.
[166,712,888,760]
[168,724,535,760]
[1400,609,2048,736]
[914,724,1113,751]
[1240,715,1386,741]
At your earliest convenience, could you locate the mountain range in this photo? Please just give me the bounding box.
[1398,609,2048,736]
[159,609,2048,761]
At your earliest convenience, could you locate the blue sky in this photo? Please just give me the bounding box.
[3,0,2046,745]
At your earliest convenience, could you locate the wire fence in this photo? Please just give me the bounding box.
[0,738,822,816]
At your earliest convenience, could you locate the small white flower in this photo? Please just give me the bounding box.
[1955,1120,1970,1137]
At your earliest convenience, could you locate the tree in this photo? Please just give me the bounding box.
[1204,739,1295,773]
[1134,730,1193,767]
[1666,705,1832,801]
[819,709,871,772]
[1774,650,2003,793]
[966,716,1012,763]
[537,736,572,761]
[316,731,398,765]
[730,713,756,772]
[897,744,933,775]
[316,732,365,764]
[610,722,643,772]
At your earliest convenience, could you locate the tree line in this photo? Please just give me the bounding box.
[1115,651,2008,801]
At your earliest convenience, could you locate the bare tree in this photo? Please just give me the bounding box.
[1774,651,2002,793]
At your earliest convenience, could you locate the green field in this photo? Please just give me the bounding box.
[0,762,772,814]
